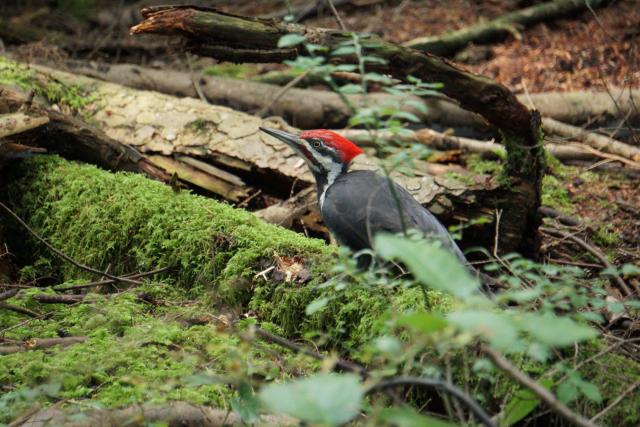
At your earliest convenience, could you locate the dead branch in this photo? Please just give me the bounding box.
[21,402,294,427]
[53,267,172,292]
[0,336,86,355]
[0,302,40,317]
[32,294,85,304]
[540,227,633,297]
[0,288,19,301]
[339,128,602,163]
[485,347,597,427]
[0,113,49,138]
[404,0,608,56]
[543,117,640,164]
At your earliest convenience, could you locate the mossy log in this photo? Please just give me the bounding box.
[4,155,444,347]
[404,0,608,56]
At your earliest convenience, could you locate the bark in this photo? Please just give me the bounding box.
[60,61,640,131]
[542,117,640,163]
[339,128,601,163]
[404,0,608,56]
[131,6,544,254]
[11,62,498,222]
[22,402,294,427]
[63,60,426,129]
[0,85,171,184]
[0,337,86,355]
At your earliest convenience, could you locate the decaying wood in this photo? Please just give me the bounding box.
[0,337,86,355]
[404,0,608,56]
[22,402,295,427]
[543,118,640,164]
[339,128,602,163]
[0,85,170,183]
[63,60,425,129]
[59,61,640,132]
[0,112,49,139]
[130,6,545,254]
[15,63,497,222]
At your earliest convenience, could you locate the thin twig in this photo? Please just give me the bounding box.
[0,202,141,285]
[254,326,363,374]
[53,267,171,291]
[326,0,347,31]
[0,302,41,317]
[0,288,19,301]
[258,70,311,117]
[540,227,632,297]
[485,347,597,427]
[367,377,496,427]
[591,380,640,422]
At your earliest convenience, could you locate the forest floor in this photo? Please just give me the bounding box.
[1,1,639,424]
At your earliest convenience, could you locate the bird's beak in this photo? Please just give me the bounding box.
[259,127,302,150]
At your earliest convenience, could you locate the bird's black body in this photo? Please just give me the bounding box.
[258,127,472,269]
[320,170,467,263]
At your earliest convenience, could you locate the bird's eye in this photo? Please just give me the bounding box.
[313,141,321,148]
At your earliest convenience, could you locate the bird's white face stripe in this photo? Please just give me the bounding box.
[301,140,342,209]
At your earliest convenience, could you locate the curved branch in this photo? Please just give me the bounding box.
[367,376,496,427]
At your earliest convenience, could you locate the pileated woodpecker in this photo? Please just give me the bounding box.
[260,127,470,266]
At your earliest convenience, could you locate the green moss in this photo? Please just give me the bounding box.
[466,155,502,176]
[4,155,447,353]
[541,175,572,213]
[0,288,314,423]
[0,56,96,111]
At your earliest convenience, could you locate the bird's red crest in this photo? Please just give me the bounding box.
[300,130,364,163]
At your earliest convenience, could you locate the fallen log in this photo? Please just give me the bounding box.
[0,84,171,185]
[131,6,544,255]
[404,0,608,56]
[3,155,439,348]
[542,117,640,164]
[0,337,86,355]
[59,61,640,130]
[63,60,426,129]
[339,128,601,163]
[22,402,294,427]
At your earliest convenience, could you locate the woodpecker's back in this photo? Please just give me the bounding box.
[321,170,467,263]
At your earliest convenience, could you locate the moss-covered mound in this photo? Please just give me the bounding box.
[4,155,444,347]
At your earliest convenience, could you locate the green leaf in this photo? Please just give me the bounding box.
[448,310,518,349]
[231,382,261,424]
[377,407,457,427]
[306,297,329,315]
[259,373,363,425]
[502,388,540,426]
[277,33,306,48]
[576,379,602,403]
[517,313,596,346]
[374,233,479,299]
[621,264,640,276]
[396,311,448,335]
[332,45,357,56]
[373,335,402,355]
[557,381,578,404]
[339,84,364,94]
